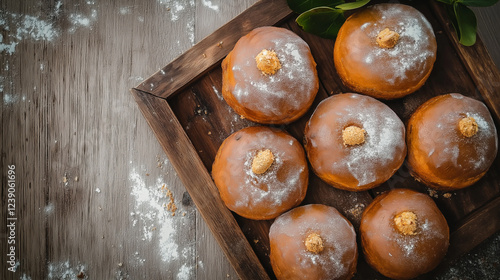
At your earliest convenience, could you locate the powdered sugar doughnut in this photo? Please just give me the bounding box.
[212,126,308,220]
[407,93,498,190]
[222,26,319,124]
[304,93,406,191]
[269,204,358,280]
[360,188,449,279]
[334,3,437,99]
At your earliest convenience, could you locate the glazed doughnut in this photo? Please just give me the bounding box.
[222,26,319,124]
[407,93,498,190]
[212,126,308,220]
[334,3,437,99]
[304,93,406,191]
[270,204,357,280]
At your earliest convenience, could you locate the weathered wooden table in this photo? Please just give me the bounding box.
[1,0,499,279]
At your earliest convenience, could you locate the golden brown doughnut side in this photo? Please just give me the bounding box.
[406,93,498,190]
[212,126,308,220]
[222,44,265,123]
[304,93,406,191]
[221,26,319,124]
[334,4,437,99]
[360,189,449,280]
[269,204,357,280]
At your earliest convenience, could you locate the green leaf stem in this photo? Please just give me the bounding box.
[454,2,477,46]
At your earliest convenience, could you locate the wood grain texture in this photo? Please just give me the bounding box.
[131,88,269,280]
[430,1,500,124]
[135,0,293,99]
[0,0,257,279]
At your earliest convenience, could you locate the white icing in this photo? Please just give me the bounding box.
[416,95,498,173]
[359,4,436,85]
[362,190,449,274]
[269,205,357,279]
[307,94,406,187]
[221,128,307,218]
[229,27,317,117]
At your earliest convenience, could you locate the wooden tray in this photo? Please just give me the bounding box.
[130,0,500,279]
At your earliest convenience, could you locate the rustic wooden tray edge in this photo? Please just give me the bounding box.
[429,1,500,122]
[135,0,294,100]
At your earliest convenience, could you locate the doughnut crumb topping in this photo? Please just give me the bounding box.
[376,28,400,48]
[255,49,281,75]
[459,116,479,137]
[251,149,274,174]
[394,211,418,236]
[342,126,366,146]
[304,233,324,253]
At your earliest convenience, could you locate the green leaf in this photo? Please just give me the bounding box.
[445,4,461,39]
[296,7,345,39]
[336,0,371,11]
[456,0,499,7]
[287,0,345,14]
[454,2,477,46]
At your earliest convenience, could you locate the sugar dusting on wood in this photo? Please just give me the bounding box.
[157,0,195,22]
[128,167,198,276]
[0,0,98,55]
[46,261,87,279]
[201,0,220,12]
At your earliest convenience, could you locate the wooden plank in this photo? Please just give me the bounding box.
[447,196,500,260]
[430,0,500,124]
[193,2,258,278]
[135,0,293,99]
[130,88,270,280]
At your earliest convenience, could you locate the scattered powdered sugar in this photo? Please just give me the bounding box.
[186,18,195,45]
[119,6,133,15]
[3,93,18,106]
[44,202,55,215]
[241,151,293,207]
[308,94,405,187]
[201,0,220,12]
[129,168,179,261]
[0,1,99,55]
[158,215,179,262]
[269,205,357,279]
[0,13,58,54]
[127,167,202,278]
[230,27,317,118]
[360,22,371,31]
[392,217,447,268]
[177,263,194,280]
[67,9,98,34]
[218,128,307,218]
[359,4,436,85]
[128,167,199,279]
[212,85,223,101]
[418,95,497,172]
[47,261,86,279]
[158,0,195,22]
